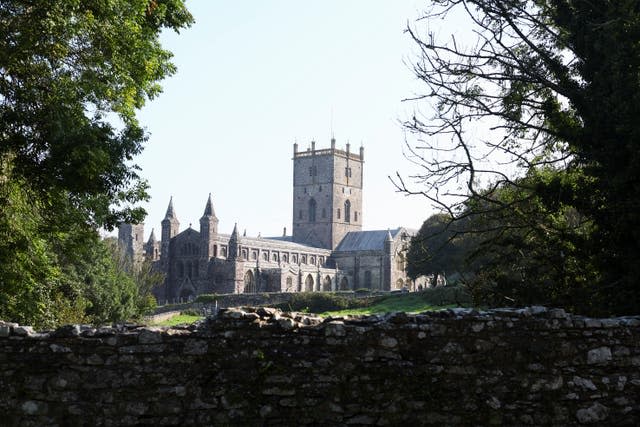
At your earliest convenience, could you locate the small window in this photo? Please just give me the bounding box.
[262,252,269,261]
[319,185,322,192]
[319,256,324,264]
[354,211,358,222]
[272,253,278,262]
[251,250,258,260]
[282,253,289,263]
[345,167,352,177]
[242,249,248,260]
[299,210,303,220]
[301,255,307,264]
[304,188,307,194]
[309,167,313,176]
[337,208,341,219]
[310,256,316,265]
[292,254,298,263]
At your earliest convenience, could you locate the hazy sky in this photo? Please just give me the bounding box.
[133,1,439,240]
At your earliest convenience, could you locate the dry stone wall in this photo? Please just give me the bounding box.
[1,306,639,426]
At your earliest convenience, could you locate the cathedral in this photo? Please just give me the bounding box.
[119,139,417,303]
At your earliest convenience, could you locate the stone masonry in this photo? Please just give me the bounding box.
[1,307,639,425]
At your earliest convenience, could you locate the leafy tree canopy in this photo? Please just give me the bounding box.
[400,0,640,315]
[0,0,191,327]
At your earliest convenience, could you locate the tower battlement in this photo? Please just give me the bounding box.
[292,138,364,250]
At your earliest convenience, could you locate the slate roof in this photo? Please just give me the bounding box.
[334,228,404,252]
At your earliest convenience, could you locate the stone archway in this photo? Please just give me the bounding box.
[244,270,256,294]
[304,274,314,292]
[339,277,349,291]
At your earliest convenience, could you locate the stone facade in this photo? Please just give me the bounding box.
[2,307,639,425]
[119,140,416,304]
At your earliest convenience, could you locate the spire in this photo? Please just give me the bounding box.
[147,228,157,243]
[386,229,393,241]
[164,196,177,220]
[231,223,239,239]
[202,193,216,217]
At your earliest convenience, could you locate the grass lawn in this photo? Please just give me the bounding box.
[152,314,203,327]
[322,293,457,317]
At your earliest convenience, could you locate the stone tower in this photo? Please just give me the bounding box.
[199,193,219,259]
[117,223,145,268]
[160,197,180,265]
[292,138,364,249]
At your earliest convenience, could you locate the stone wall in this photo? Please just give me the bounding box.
[1,306,639,425]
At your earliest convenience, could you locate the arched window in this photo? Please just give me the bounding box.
[344,200,351,223]
[286,277,293,292]
[322,276,332,292]
[339,277,349,290]
[309,198,317,222]
[337,208,341,219]
[244,270,256,293]
[282,253,289,263]
[305,274,314,292]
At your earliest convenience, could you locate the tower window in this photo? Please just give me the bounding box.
[337,208,341,219]
[345,167,352,177]
[319,185,322,192]
[299,210,303,220]
[322,208,326,219]
[309,199,317,222]
[354,211,358,222]
[344,200,351,223]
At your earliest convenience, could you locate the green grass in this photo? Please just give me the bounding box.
[322,293,454,316]
[152,314,203,326]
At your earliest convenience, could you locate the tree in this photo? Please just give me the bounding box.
[0,0,192,326]
[399,1,640,315]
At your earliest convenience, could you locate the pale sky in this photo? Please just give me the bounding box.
[133,1,438,240]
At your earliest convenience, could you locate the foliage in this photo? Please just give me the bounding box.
[275,293,367,314]
[0,0,191,326]
[400,1,640,315]
[195,294,219,304]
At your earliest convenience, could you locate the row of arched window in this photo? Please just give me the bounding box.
[176,260,199,279]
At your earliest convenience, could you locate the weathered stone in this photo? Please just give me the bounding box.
[587,347,612,364]
[576,402,609,424]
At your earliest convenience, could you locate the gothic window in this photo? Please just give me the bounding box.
[305,274,314,292]
[244,270,256,294]
[213,245,218,257]
[344,200,351,223]
[282,253,289,263]
[292,254,298,264]
[309,256,316,265]
[272,253,278,262]
[301,255,307,264]
[337,208,341,219]
[323,276,332,292]
[354,211,358,222]
[262,252,268,261]
[396,253,405,271]
[221,247,227,258]
[251,250,257,261]
[339,277,349,290]
[319,256,324,264]
[242,249,248,260]
[286,277,293,292]
[309,199,317,222]
[345,167,352,177]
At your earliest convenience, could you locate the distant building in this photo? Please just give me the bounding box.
[119,139,417,303]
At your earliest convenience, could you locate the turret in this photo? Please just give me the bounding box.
[228,223,240,260]
[160,197,180,262]
[200,193,219,259]
[145,228,160,261]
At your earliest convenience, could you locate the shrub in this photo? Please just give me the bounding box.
[195,294,218,304]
